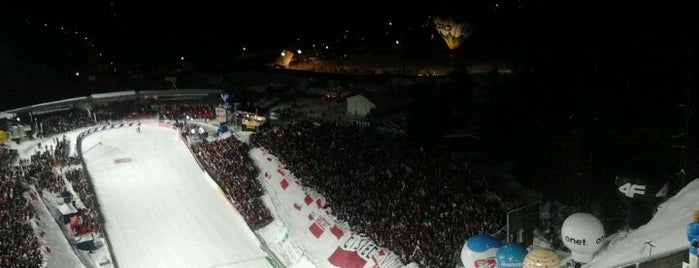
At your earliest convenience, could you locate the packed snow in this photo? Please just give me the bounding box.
[80,125,270,268]
[580,179,699,267]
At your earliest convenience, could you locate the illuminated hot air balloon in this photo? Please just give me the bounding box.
[433,17,472,52]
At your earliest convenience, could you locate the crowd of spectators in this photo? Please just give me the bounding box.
[0,151,42,267]
[37,110,94,137]
[0,147,18,167]
[93,102,155,121]
[63,169,102,235]
[191,137,272,230]
[159,102,214,120]
[251,120,507,267]
[0,134,108,267]
[24,136,101,236]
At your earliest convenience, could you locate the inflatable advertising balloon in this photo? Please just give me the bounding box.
[496,243,528,268]
[561,213,605,263]
[433,17,472,52]
[523,248,560,268]
[615,172,668,228]
[461,234,502,268]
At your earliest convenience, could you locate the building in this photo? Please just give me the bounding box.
[346,94,376,117]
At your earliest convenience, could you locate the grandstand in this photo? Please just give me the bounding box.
[1,89,698,268]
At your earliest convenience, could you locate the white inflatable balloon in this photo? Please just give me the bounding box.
[461,234,502,268]
[561,213,605,263]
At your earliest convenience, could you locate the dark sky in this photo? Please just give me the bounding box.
[2,0,695,61]
[1,1,446,62]
[1,0,698,111]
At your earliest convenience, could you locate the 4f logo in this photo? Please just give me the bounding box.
[618,183,646,198]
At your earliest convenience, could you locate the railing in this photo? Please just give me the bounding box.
[75,122,147,268]
[607,246,689,268]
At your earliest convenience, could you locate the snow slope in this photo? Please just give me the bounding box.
[81,125,270,268]
[582,179,699,267]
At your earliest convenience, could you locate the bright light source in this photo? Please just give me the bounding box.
[16,117,20,122]
[395,40,400,45]
[44,23,48,27]
[84,37,88,40]
[75,72,80,76]
[281,51,286,56]
[98,53,102,56]
[297,49,302,54]
[242,47,246,51]
[180,56,185,61]
[388,22,392,26]
[110,61,114,65]
[312,44,316,48]
[325,45,329,50]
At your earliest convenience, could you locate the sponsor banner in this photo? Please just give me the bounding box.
[307,211,331,239]
[329,234,405,268]
[142,122,175,128]
[215,106,227,122]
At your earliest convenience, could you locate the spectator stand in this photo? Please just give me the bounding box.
[250,120,510,267]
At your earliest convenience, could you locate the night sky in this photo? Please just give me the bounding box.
[1,0,698,111]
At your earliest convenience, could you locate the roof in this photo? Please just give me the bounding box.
[346,94,376,108]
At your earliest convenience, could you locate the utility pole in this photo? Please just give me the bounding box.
[683,42,692,186]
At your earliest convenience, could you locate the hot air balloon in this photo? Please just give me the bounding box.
[433,17,472,52]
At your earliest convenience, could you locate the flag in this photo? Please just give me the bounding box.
[328,247,367,268]
[330,225,344,239]
[309,223,324,238]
